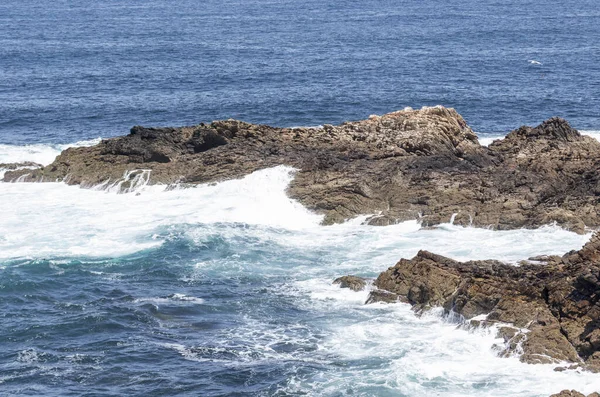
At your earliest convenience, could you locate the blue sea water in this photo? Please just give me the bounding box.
[2,1,600,396]
[1,0,600,145]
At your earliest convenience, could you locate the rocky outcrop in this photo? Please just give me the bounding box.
[550,391,600,397]
[5,106,600,232]
[364,289,405,304]
[0,161,43,180]
[333,275,368,291]
[0,161,42,170]
[370,233,600,370]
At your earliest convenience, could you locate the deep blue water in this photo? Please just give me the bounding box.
[1,0,599,145]
[0,232,332,396]
[2,1,600,396]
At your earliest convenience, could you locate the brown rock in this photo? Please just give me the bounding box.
[548,392,600,397]
[333,275,367,292]
[497,326,518,341]
[549,391,585,397]
[6,107,600,233]
[0,161,42,170]
[365,290,404,304]
[374,233,600,369]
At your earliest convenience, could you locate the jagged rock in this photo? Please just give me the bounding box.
[333,275,367,291]
[365,290,404,304]
[549,391,600,397]
[5,106,600,233]
[0,161,42,170]
[550,390,584,397]
[374,233,600,370]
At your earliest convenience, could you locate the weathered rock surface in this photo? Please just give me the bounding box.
[332,275,368,291]
[0,161,42,170]
[5,106,600,232]
[364,289,407,304]
[371,233,600,370]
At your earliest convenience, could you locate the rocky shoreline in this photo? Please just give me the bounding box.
[551,391,600,397]
[4,106,600,393]
[363,232,600,371]
[335,232,600,395]
[4,106,600,232]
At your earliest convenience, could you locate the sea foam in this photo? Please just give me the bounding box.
[0,138,592,262]
[0,138,101,166]
[1,140,599,395]
[0,164,322,260]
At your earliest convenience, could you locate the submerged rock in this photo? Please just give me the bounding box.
[372,233,600,370]
[332,275,367,291]
[5,106,600,232]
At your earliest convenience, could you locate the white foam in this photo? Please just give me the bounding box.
[477,134,504,146]
[17,348,43,364]
[274,277,600,396]
[134,294,205,305]
[160,343,211,363]
[1,157,587,262]
[2,139,598,394]
[0,136,591,264]
[0,138,101,166]
[0,165,322,260]
[581,130,600,142]
[185,220,588,279]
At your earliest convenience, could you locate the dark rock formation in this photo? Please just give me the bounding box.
[332,275,367,291]
[370,233,600,370]
[5,106,600,232]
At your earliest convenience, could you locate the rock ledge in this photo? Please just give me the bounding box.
[5,106,600,232]
[371,233,600,370]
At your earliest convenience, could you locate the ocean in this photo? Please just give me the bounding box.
[1,0,600,396]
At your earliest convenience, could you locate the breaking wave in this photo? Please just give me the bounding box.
[0,140,598,396]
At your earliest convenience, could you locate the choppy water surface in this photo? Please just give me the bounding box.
[1,0,599,145]
[2,0,600,396]
[0,156,598,396]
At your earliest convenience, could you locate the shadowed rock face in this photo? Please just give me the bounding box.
[5,106,600,232]
[370,233,600,371]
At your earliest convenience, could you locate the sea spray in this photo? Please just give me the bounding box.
[0,138,102,166]
[0,144,598,396]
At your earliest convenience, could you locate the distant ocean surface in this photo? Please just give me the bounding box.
[2,1,600,396]
[1,0,600,145]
